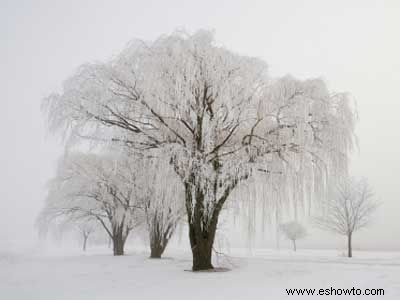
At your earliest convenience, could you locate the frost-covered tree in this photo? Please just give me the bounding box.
[76,220,97,252]
[315,178,377,257]
[280,221,307,251]
[139,158,185,258]
[43,30,356,270]
[39,152,142,255]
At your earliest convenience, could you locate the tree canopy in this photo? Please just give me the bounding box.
[43,30,356,270]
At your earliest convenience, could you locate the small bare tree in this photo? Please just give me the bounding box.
[76,221,97,252]
[315,178,378,257]
[280,221,307,251]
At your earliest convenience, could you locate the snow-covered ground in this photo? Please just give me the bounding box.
[1,247,399,299]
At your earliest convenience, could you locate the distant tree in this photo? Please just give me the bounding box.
[75,221,97,252]
[38,152,143,256]
[314,178,378,257]
[43,30,356,270]
[140,158,185,258]
[280,221,307,251]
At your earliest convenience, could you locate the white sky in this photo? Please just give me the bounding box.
[1,0,400,251]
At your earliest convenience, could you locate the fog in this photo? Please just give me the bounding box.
[1,0,399,252]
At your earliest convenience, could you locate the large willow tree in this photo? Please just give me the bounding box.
[44,30,355,270]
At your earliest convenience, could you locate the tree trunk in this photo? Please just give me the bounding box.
[293,239,296,252]
[149,224,164,258]
[347,232,352,258]
[149,232,168,258]
[82,235,88,252]
[185,184,220,271]
[150,244,165,258]
[189,222,215,271]
[113,236,125,256]
[112,227,126,256]
[148,212,175,258]
[183,155,235,271]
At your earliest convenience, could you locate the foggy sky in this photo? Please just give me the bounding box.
[1,0,399,251]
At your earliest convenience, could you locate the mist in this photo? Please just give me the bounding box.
[1,0,400,254]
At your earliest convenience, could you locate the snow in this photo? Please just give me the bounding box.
[1,248,399,299]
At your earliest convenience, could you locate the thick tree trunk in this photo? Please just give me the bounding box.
[113,236,125,256]
[185,183,221,271]
[189,222,215,271]
[183,152,236,271]
[347,233,352,258]
[293,239,296,252]
[112,227,126,256]
[150,244,165,258]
